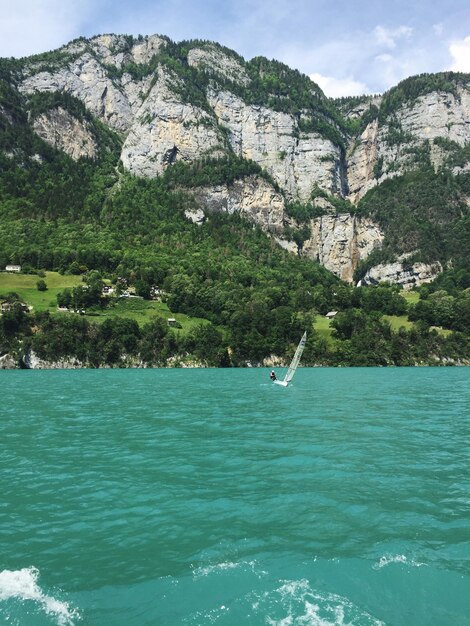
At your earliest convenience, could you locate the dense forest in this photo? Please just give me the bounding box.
[1,39,469,367]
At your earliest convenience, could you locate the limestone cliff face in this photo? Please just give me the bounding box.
[302,215,383,283]
[120,68,224,177]
[346,119,380,203]
[18,36,470,208]
[347,86,470,201]
[32,107,98,160]
[21,53,133,133]
[207,89,343,201]
[362,257,443,289]
[187,46,250,86]
[19,35,344,200]
[186,175,285,232]
[183,179,382,283]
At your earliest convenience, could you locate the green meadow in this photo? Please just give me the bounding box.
[0,271,208,333]
[81,297,209,332]
[312,289,440,339]
[0,271,83,312]
[313,315,335,345]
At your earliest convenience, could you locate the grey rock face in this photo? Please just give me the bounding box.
[21,53,133,133]
[398,87,470,146]
[187,46,250,86]
[22,349,84,369]
[208,89,343,201]
[186,177,386,284]
[347,86,470,201]
[0,353,18,369]
[346,119,380,203]
[188,175,285,232]
[362,258,443,289]
[120,68,224,177]
[302,215,383,283]
[130,35,166,65]
[184,208,205,224]
[33,107,98,160]
[16,35,470,285]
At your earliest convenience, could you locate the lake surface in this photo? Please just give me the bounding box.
[1,367,469,625]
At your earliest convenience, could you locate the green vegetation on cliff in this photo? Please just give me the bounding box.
[356,167,470,270]
[1,40,469,366]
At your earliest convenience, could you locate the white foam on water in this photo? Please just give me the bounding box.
[192,559,263,579]
[183,604,230,625]
[374,554,426,570]
[0,566,78,625]
[262,578,384,626]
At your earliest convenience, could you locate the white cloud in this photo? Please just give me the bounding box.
[449,35,470,72]
[373,25,413,49]
[309,73,369,98]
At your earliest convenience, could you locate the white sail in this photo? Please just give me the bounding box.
[274,331,307,386]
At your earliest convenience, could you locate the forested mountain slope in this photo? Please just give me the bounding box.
[0,34,469,367]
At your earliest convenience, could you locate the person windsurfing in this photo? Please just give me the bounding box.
[270,370,277,381]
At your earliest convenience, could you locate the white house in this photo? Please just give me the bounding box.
[5,264,21,272]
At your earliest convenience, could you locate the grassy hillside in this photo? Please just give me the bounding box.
[0,271,210,332]
[0,271,82,312]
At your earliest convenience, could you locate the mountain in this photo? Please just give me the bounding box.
[0,34,469,367]
[3,34,469,285]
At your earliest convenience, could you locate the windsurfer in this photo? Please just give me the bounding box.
[270,370,277,381]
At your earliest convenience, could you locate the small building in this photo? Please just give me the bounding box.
[1,301,29,312]
[5,264,21,272]
[325,311,338,319]
[167,318,177,327]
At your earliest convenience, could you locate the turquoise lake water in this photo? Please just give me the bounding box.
[1,367,469,625]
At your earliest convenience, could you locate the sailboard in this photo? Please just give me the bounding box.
[273,331,307,387]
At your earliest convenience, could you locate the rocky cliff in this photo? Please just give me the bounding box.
[346,87,470,203]
[10,35,470,285]
[32,106,98,159]
[303,215,383,283]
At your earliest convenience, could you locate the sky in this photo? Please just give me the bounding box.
[0,0,469,97]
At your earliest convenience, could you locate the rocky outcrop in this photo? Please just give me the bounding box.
[22,350,84,369]
[120,68,224,177]
[0,353,19,369]
[32,107,98,160]
[87,34,165,68]
[20,35,468,205]
[302,215,383,282]
[362,257,443,289]
[21,53,133,133]
[346,119,380,203]
[207,89,343,201]
[397,87,470,146]
[347,86,470,201]
[183,178,383,284]
[187,175,285,232]
[187,46,250,86]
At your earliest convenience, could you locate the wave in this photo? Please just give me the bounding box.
[373,554,426,570]
[192,559,264,579]
[256,579,384,626]
[0,566,78,625]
